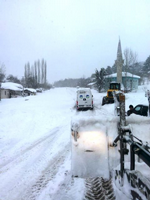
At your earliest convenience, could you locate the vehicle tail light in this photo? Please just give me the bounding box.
[76,101,78,105]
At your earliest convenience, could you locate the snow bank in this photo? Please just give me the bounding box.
[71,122,110,179]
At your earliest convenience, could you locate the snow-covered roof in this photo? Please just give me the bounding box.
[87,82,96,86]
[24,88,36,93]
[1,82,23,91]
[105,72,140,79]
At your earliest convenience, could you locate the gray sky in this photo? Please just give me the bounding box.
[0,0,150,83]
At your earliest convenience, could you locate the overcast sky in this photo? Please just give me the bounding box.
[0,0,150,83]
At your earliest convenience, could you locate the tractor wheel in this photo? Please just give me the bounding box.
[102,97,106,106]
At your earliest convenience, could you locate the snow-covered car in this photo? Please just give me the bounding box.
[76,88,93,110]
[36,88,43,93]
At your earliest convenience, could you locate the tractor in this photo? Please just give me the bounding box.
[102,82,121,106]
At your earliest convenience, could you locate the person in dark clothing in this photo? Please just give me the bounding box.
[127,105,134,116]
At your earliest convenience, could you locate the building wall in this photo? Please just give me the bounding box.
[105,77,139,90]
[1,89,10,99]
[122,77,139,90]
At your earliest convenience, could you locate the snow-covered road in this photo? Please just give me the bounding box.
[0,88,76,200]
[0,87,149,200]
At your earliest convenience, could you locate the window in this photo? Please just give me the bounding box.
[135,106,141,111]
[79,91,86,94]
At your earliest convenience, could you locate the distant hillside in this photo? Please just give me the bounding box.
[54,77,91,87]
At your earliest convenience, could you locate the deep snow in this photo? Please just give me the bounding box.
[0,86,150,200]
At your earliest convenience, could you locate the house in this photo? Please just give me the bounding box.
[1,88,10,99]
[87,82,96,89]
[0,82,23,99]
[105,72,140,91]
[23,88,36,96]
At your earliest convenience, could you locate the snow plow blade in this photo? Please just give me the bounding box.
[71,118,110,179]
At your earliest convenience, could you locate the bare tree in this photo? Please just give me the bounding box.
[44,62,47,84]
[38,60,40,84]
[24,59,47,88]
[34,62,37,86]
[27,62,30,78]
[31,65,34,77]
[0,63,6,82]
[41,59,44,84]
[124,48,138,71]
[24,64,27,80]
[123,48,138,91]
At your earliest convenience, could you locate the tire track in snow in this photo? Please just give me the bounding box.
[23,143,70,200]
[0,125,71,200]
[0,127,60,171]
[51,174,85,200]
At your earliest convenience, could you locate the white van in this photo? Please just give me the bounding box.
[76,88,93,110]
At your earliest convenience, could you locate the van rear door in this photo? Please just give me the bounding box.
[78,90,92,108]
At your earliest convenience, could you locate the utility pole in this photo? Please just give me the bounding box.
[0,83,1,101]
[147,90,150,116]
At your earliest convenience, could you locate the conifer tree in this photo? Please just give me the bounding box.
[143,56,150,77]
[94,68,106,92]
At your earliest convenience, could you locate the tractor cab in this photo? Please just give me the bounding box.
[109,83,120,90]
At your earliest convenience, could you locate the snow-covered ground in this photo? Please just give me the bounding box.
[0,86,150,200]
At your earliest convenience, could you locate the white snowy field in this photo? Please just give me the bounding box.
[0,86,150,200]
